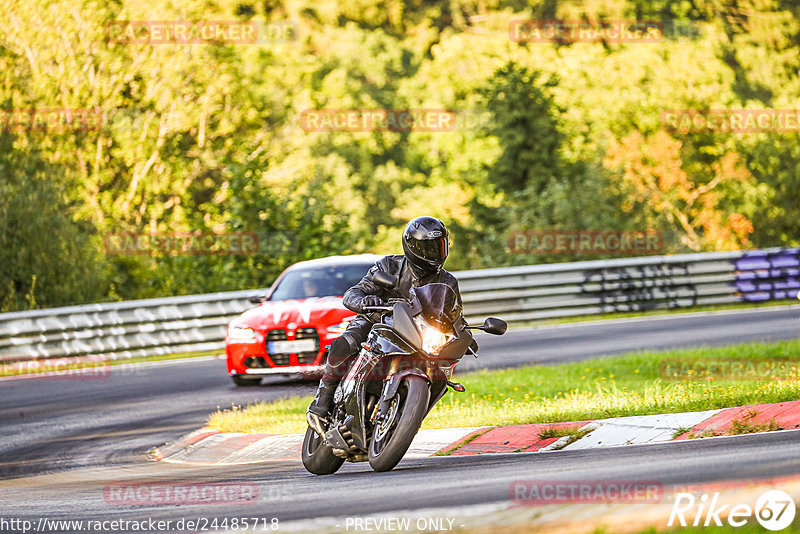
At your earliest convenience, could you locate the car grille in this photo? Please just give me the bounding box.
[265,330,291,366]
[296,328,320,364]
[264,328,320,366]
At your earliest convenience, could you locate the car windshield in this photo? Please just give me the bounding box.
[268,263,373,301]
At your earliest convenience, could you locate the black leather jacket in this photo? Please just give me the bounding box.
[343,254,462,316]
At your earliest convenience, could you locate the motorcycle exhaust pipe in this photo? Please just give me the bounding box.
[306,412,327,437]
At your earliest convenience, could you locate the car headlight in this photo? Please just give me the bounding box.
[227,326,258,343]
[413,316,453,355]
[327,320,352,334]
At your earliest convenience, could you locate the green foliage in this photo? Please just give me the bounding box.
[481,63,562,196]
[0,146,107,311]
[740,136,800,247]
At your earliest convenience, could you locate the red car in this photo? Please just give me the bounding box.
[225,254,381,386]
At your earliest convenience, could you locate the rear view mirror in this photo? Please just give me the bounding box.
[248,295,265,304]
[373,271,398,290]
[482,317,507,335]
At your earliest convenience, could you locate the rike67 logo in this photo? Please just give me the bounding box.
[669,490,796,531]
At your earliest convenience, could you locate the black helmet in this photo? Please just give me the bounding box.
[402,216,449,275]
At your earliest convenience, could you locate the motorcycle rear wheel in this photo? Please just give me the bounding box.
[301,426,345,475]
[368,376,430,472]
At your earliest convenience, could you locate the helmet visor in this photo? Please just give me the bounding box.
[408,237,448,264]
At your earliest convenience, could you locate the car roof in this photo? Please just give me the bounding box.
[284,254,384,271]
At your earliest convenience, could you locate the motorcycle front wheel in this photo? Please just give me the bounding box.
[368,376,430,472]
[301,426,345,475]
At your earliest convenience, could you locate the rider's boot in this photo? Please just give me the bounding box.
[306,334,359,418]
[307,377,338,418]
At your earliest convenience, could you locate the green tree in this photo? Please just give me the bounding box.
[0,144,107,310]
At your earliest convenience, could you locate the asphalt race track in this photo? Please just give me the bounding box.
[3,431,800,532]
[1,305,799,532]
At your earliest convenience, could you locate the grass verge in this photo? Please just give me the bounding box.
[206,338,800,435]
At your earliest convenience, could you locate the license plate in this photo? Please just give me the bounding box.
[268,339,318,354]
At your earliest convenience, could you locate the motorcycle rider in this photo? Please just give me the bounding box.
[307,216,472,418]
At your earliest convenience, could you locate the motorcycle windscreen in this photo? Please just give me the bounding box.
[392,301,422,348]
[412,283,462,330]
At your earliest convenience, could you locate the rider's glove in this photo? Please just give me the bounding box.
[360,295,386,312]
[469,339,479,353]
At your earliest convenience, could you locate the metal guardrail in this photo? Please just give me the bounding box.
[1,248,798,363]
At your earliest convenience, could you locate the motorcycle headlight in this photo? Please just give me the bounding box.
[327,320,352,334]
[413,316,453,355]
[227,326,258,343]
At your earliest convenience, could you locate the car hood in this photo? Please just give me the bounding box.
[233,296,353,330]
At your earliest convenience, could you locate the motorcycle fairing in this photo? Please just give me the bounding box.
[336,326,418,450]
[330,282,478,454]
[392,301,422,347]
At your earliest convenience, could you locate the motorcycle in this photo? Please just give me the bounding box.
[302,271,507,474]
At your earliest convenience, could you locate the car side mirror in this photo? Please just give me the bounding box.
[373,271,398,290]
[248,295,265,304]
[483,317,507,335]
